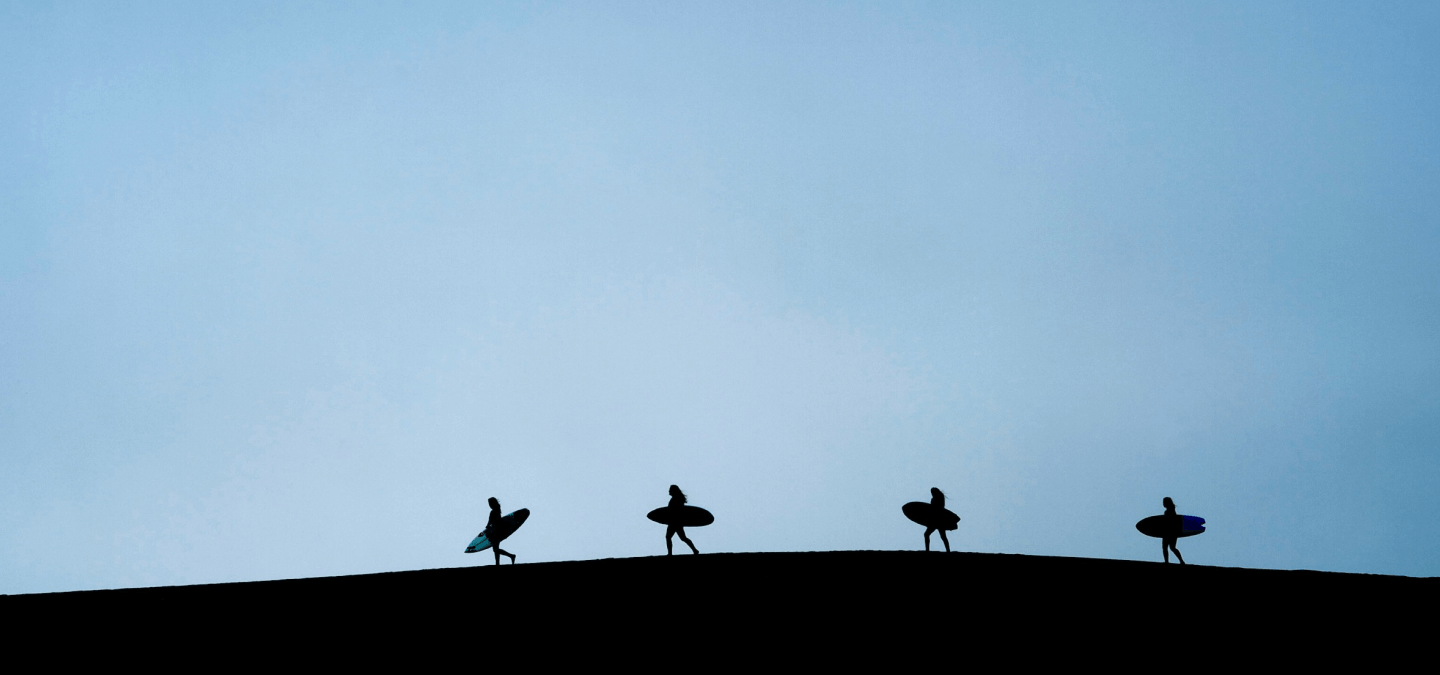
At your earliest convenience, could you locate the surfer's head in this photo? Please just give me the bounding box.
[931,487,944,499]
[1163,497,1174,509]
[488,497,499,510]
[669,484,686,503]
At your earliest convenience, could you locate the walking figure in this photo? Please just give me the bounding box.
[644,485,714,555]
[901,487,961,552]
[1161,497,1185,565]
[485,497,518,565]
[664,485,700,556]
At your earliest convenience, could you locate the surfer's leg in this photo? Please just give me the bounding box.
[497,547,516,564]
[676,527,699,554]
[493,547,502,566]
[1170,544,1184,565]
[938,529,950,553]
[1162,539,1171,563]
[666,525,677,555]
[923,527,935,551]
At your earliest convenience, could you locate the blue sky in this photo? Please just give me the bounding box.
[3,1,1438,593]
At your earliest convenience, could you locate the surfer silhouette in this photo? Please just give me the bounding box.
[925,488,951,553]
[487,497,518,565]
[902,487,960,551]
[665,485,700,556]
[1161,497,1185,565]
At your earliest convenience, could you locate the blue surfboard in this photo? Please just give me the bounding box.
[1181,515,1205,535]
[1135,514,1205,538]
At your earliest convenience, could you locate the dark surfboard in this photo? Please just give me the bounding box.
[1135,514,1205,539]
[647,505,715,527]
[465,508,530,553]
[903,502,960,531]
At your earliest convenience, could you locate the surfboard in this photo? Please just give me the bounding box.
[1135,514,1205,539]
[465,508,530,553]
[646,505,715,527]
[903,502,960,531]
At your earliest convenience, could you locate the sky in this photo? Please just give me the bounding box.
[2,1,1438,594]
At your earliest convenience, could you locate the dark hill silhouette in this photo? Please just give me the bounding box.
[3,551,1432,665]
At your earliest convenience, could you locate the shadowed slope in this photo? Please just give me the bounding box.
[4,551,1432,663]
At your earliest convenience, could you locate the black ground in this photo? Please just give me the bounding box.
[4,551,1432,665]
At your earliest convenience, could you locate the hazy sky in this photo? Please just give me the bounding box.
[3,1,1438,593]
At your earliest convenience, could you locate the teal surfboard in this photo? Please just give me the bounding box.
[466,508,530,553]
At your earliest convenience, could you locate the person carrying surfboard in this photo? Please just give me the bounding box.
[925,488,951,553]
[486,497,518,565]
[902,487,961,551]
[1161,497,1185,565]
[664,485,700,556]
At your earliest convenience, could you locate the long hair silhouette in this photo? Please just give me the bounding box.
[665,485,698,555]
[925,487,950,552]
[1161,497,1185,565]
[486,497,517,565]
